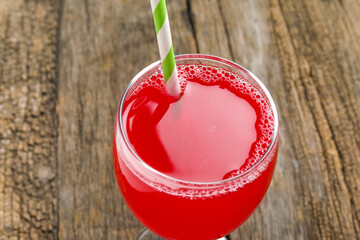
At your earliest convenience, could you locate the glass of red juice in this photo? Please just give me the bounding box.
[113,54,279,240]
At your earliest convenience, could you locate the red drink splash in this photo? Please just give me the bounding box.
[113,64,278,240]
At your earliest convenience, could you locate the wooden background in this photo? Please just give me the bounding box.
[0,0,359,239]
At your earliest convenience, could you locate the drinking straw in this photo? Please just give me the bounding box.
[150,0,181,98]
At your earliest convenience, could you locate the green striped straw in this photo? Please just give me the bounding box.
[150,0,181,98]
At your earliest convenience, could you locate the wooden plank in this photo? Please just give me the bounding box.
[267,0,360,239]
[56,0,197,239]
[0,0,60,239]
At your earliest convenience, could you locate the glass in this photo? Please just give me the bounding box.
[113,54,279,240]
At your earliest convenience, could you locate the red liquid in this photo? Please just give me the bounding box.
[113,64,278,240]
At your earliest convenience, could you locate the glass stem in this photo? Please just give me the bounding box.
[137,228,230,240]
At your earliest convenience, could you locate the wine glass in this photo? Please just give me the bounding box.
[113,54,279,240]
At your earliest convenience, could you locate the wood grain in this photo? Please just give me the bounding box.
[56,0,146,238]
[0,0,359,239]
[0,0,60,239]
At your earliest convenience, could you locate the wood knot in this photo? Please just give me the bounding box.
[37,165,54,182]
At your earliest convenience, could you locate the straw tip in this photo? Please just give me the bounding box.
[165,83,182,100]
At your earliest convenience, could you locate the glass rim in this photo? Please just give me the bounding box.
[118,54,279,186]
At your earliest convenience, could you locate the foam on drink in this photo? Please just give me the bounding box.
[122,64,275,197]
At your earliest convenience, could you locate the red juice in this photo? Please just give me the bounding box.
[113,62,278,240]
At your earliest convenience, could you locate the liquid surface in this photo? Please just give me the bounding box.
[122,65,274,182]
